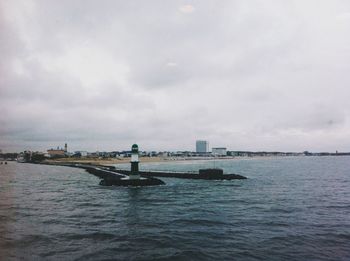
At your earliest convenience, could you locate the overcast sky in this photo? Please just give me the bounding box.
[1,0,350,152]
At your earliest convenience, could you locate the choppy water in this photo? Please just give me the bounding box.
[0,157,350,260]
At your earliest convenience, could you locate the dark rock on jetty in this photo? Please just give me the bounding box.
[99,177,165,186]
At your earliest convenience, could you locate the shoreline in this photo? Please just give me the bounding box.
[43,155,315,166]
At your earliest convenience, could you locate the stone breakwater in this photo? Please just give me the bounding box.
[42,162,247,186]
[114,168,247,180]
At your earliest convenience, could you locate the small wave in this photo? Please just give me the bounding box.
[324,205,350,209]
[65,232,116,241]
[172,218,228,227]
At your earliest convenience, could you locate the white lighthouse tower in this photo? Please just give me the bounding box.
[130,144,140,179]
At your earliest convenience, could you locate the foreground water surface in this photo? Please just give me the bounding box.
[0,157,350,260]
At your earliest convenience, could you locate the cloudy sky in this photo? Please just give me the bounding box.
[1,0,350,152]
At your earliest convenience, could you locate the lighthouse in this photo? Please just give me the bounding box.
[130,144,140,179]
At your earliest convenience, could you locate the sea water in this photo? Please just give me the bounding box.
[0,157,349,260]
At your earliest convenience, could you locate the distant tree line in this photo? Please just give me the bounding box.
[0,153,18,160]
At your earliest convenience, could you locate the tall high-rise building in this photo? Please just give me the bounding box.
[196,140,209,153]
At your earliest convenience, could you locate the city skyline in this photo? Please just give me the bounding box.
[1,1,350,152]
[1,140,347,155]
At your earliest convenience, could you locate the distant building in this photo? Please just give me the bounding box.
[47,143,68,158]
[47,148,65,158]
[159,152,169,158]
[212,147,227,156]
[80,151,88,157]
[196,140,209,153]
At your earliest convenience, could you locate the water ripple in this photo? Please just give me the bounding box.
[1,158,350,260]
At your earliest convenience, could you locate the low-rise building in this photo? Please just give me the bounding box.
[47,148,66,158]
[47,143,68,158]
[212,147,227,156]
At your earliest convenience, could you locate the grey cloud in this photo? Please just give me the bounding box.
[1,0,350,152]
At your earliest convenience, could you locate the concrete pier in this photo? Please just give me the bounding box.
[114,168,247,180]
